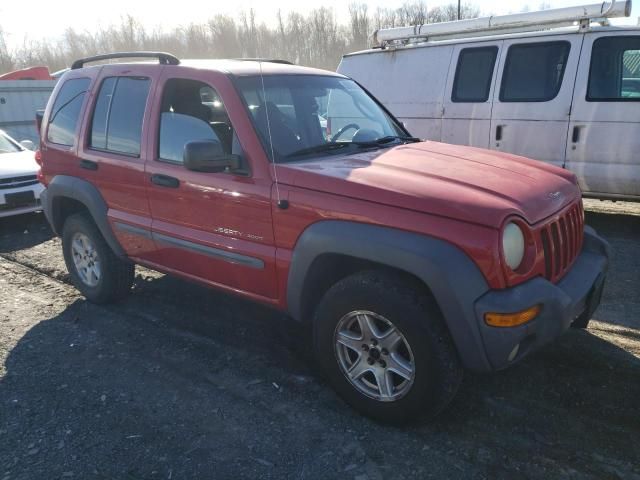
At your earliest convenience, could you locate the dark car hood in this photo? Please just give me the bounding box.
[276,141,580,228]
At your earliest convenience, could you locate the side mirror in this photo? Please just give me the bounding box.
[20,140,35,150]
[183,140,240,173]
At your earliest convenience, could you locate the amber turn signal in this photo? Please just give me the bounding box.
[484,305,541,328]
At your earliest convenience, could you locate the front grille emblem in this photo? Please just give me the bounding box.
[547,191,561,200]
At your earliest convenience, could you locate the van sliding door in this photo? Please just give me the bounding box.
[566,32,640,198]
[490,35,583,169]
[442,42,502,148]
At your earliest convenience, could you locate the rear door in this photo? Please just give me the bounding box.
[490,34,583,168]
[565,32,640,198]
[442,42,501,148]
[77,65,159,261]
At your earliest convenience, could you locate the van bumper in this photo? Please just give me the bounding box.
[473,226,609,371]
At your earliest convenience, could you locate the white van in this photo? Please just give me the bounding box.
[338,1,640,200]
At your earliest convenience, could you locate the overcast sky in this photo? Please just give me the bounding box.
[1,0,638,48]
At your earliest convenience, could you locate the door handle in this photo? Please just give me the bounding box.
[495,125,503,142]
[150,173,180,188]
[571,126,581,143]
[80,159,98,171]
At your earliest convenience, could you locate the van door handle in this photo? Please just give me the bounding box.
[79,159,98,171]
[150,174,180,188]
[571,126,581,143]
[495,125,503,141]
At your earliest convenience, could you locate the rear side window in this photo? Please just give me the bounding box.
[90,77,151,156]
[588,36,640,101]
[47,78,90,146]
[452,46,498,102]
[500,41,571,102]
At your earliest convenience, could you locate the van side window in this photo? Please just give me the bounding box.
[452,47,498,103]
[588,36,640,101]
[500,41,571,102]
[47,78,90,146]
[90,77,151,156]
[158,78,237,164]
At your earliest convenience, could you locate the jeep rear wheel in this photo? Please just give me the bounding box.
[313,270,462,423]
[62,213,134,304]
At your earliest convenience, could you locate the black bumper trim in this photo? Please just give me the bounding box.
[473,226,609,371]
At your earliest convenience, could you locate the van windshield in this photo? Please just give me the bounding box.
[234,75,412,163]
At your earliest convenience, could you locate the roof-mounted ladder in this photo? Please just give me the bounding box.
[371,0,632,48]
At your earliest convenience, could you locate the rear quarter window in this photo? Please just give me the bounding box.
[499,41,571,102]
[47,77,91,146]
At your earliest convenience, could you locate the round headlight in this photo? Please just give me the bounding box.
[502,222,525,270]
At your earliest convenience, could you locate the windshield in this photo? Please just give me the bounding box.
[235,75,409,163]
[0,132,23,154]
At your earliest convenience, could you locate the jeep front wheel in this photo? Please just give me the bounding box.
[313,270,463,423]
[62,213,134,304]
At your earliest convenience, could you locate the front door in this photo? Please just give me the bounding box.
[565,32,640,198]
[490,35,583,169]
[145,69,277,302]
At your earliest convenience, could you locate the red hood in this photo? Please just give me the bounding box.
[276,141,580,229]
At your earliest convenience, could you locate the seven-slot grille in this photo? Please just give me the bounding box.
[539,202,584,283]
[0,175,39,190]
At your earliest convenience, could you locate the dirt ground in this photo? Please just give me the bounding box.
[0,200,638,480]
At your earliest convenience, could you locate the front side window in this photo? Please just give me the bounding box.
[158,78,237,164]
[500,41,571,102]
[588,36,640,101]
[235,75,408,163]
[47,77,90,146]
[90,76,151,156]
[452,46,498,102]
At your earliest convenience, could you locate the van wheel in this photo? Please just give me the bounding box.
[313,270,463,423]
[62,213,134,304]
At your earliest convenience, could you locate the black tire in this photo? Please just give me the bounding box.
[313,270,463,424]
[62,213,134,304]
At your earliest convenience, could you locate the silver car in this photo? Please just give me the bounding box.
[0,130,44,218]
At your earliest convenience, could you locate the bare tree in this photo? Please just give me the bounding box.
[209,15,241,58]
[429,3,480,23]
[348,3,370,51]
[0,27,14,72]
[1,2,481,74]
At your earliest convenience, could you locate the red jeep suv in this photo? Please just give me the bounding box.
[38,52,609,422]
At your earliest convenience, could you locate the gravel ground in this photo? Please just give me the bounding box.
[0,201,638,480]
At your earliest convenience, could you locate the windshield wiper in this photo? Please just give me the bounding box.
[284,136,420,159]
[284,142,353,159]
[353,135,421,147]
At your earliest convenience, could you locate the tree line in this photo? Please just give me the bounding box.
[0,2,481,74]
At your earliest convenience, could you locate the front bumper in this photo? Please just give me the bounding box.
[0,182,44,218]
[474,226,610,371]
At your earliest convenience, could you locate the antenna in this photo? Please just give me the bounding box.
[258,61,288,210]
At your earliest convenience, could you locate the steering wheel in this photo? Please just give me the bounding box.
[330,123,360,142]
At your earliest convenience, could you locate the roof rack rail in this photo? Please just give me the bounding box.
[371,0,632,47]
[71,52,180,70]
[234,58,294,65]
